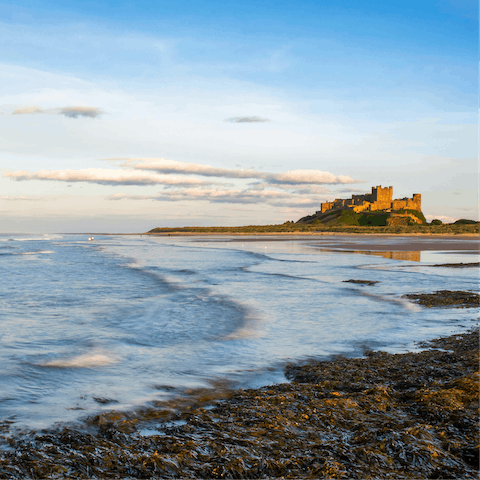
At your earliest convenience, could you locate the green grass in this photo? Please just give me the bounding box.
[394,209,427,224]
[454,219,478,225]
[298,208,426,227]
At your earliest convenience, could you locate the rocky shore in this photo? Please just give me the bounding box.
[1,325,478,479]
[1,289,478,479]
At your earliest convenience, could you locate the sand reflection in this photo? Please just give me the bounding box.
[321,248,421,261]
[362,250,421,262]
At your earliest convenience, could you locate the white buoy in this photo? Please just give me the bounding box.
[89,236,94,241]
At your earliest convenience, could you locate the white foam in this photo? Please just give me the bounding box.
[42,350,118,368]
[360,291,422,312]
[13,250,54,255]
[6,235,63,242]
[396,297,422,312]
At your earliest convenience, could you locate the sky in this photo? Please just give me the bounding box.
[0,0,477,232]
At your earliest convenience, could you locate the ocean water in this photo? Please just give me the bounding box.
[0,233,478,430]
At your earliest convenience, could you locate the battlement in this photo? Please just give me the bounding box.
[320,186,421,215]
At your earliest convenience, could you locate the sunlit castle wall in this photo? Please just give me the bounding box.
[369,186,393,211]
[320,202,335,213]
[392,194,421,211]
[319,186,421,215]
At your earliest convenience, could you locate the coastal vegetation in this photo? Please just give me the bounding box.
[148,220,478,235]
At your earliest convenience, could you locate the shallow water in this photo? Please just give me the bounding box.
[0,233,478,430]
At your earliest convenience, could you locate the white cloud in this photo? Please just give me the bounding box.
[225,116,270,123]
[3,169,214,187]
[248,183,332,195]
[59,106,102,118]
[12,106,44,115]
[128,159,261,179]
[12,105,103,118]
[267,170,357,185]
[424,214,457,224]
[1,195,40,201]
[106,187,319,208]
[129,159,361,185]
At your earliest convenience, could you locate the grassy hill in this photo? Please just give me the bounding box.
[297,208,426,226]
[146,208,477,235]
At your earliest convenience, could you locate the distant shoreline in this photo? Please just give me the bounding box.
[145,222,479,237]
[143,231,479,237]
[87,231,479,238]
[89,232,480,257]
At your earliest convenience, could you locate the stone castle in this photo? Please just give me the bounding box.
[320,186,421,214]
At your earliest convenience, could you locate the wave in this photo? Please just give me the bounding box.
[0,235,63,242]
[10,250,55,256]
[357,290,422,312]
[238,249,311,264]
[40,350,119,368]
[242,268,316,282]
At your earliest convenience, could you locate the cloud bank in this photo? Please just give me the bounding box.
[224,116,270,123]
[128,159,260,179]
[12,106,103,119]
[129,159,360,185]
[106,188,319,208]
[3,169,214,187]
[3,160,363,210]
[12,106,44,115]
[267,170,355,185]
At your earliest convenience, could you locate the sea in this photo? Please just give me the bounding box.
[0,233,478,431]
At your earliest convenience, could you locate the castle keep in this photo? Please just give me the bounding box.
[320,186,421,214]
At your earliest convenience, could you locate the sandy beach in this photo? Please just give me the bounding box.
[309,235,479,253]
[213,234,479,251]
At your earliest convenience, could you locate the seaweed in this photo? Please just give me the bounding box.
[343,279,379,286]
[404,290,479,308]
[426,263,479,269]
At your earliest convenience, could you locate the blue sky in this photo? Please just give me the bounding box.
[0,0,477,232]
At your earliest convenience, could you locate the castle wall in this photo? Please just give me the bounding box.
[321,202,335,213]
[353,203,371,213]
[392,194,421,211]
[319,187,421,216]
[351,193,373,204]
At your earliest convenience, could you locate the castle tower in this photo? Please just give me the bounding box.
[370,185,393,210]
[411,193,421,211]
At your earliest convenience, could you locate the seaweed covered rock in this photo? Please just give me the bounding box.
[404,290,479,308]
[343,279,379,286]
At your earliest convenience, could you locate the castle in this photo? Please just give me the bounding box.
[319,186,421,214]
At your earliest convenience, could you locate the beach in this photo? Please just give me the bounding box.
[0,233,478,478]
[1,328,478,479]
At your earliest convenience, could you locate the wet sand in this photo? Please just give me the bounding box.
[204,234,479,263]
[310,236,479,252]
[202,234,479,251]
